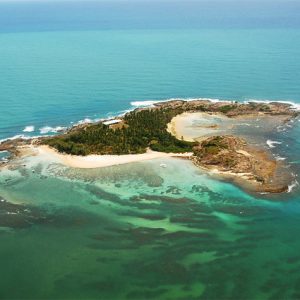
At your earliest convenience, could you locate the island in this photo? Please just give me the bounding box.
[0,99,298,194]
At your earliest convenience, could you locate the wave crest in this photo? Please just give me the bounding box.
[246,99,300,111]
[2,97,300,144]
[130,100,162,107]
[266,140,282,148]
[130,97,234,108]
[23,125,35,133]
[288,180,299,193]
[76,118,94,125]
[39,126,67,134]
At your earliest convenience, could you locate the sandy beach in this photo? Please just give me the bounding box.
[167,112,224,142]
[34,145,192,169]
[167,111,291,143]
[1,101,295,194]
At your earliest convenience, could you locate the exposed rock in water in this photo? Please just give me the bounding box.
[0,138,32,162]
[192,136,290,194]
[0,138,30,151]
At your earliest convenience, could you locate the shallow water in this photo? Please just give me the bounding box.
[0,151,9,162]
[0,147,299,299]
[1,1,300,299]
[174,113,297,149]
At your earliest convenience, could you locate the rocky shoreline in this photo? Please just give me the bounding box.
[152,99,298,117]
[191,136,291,194]
[0,99,298,194]
[159,100,297,194]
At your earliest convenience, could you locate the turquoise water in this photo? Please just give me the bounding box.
[1,28,300,140]
[1,1,300,299]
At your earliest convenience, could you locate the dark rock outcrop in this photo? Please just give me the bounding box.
[192,136,290,193]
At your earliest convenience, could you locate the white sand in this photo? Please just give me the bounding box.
[167,112,223,142]
[36,145,192,169]
[167,112,196,142]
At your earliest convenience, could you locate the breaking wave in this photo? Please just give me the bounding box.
[266,140,282,148]
[0,134,48,144]
[39,126,67,134]
[23,125,35,133]
[130,97,234,108]
[1,97,300,145]
[76,118,94,125]
[130,100,163,107]
[274,155,286,161]
[245,99,300,111]
[0,134,32,143]
[288,180,299,193]
[131,97,300,111]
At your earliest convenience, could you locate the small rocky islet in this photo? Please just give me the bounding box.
[0,99,298,194]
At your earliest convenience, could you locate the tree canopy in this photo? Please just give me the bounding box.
[43,107,197,156]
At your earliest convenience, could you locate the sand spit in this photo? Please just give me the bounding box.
[32,145,192,169]
[1,99,298,194]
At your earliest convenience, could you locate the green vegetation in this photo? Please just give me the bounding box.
[43,108,197,155]
[258,105,271,112]
[218,105,236,114]
[194,136,229,156]
[202,136,228,150]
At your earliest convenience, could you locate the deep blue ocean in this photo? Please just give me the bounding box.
[0,1,300,299]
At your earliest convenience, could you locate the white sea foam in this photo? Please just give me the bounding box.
[0,134,48,144]
[76,118,93,125]
[167,97,233,103]
[266,140,282,148]
[288,180,299,193]
[196,97,232,103]
[23,125,35,133]
[2,97,300,146]
[130,97,234,108]
[119,109,133,116]
[40,127,53,134]
[276,125,286,132]
[39,126,67,134]
[130,100,162,107]
[274,155,286,161]
[0,134,30,143]
[245,99,300,111]
[36,97,298,136]
[0,150,9,162]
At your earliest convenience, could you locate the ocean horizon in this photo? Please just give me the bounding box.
[1,1,300,299]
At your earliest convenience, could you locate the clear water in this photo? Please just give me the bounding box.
[0,1,300,299]
[0,151,9,161]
